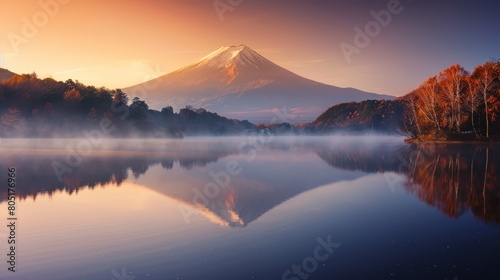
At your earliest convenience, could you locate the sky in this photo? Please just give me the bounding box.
[0,0,499,97]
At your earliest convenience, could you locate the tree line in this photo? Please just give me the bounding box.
[402,61,500,140]
[0,73,255,137]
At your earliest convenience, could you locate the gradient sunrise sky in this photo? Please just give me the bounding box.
[0,0,499,96]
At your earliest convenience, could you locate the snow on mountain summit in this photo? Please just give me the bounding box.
[195,45,270,70]
[167,44,285,88]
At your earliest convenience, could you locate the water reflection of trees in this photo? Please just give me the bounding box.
[315,142,403,173]
[402,144,499,224]
[0,152,228,202]
[315,143,500,224]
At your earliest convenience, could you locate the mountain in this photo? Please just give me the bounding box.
[0,68,15,82]
[123,45,394,123]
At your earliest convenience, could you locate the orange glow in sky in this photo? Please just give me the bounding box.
[1,0,499,96]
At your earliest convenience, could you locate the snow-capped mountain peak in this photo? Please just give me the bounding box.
[196,45,266,69]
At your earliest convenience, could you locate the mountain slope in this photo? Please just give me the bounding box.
[310,99,404,133]
[0,68,15,82]
[123,45,394,123]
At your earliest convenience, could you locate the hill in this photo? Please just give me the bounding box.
[0,73,256,138]
[306,99,404,133]
[0,68,15,82]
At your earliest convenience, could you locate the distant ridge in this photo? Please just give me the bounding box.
[310,99,404,133]
[0,68,15,82]
[123,45,394,123]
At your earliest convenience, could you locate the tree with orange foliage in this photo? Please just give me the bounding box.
[438,64,469,132]
[416,76,442,133]
[63,88,83,105]
[465,75,481,136]
[470,61,500,138]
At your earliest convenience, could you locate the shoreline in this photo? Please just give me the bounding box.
[405,138,500,144]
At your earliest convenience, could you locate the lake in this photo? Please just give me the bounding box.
[0,136,499,280]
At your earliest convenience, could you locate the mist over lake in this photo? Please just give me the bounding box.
[0,136,498,280]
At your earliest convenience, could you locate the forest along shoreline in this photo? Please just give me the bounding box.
[1,60,499,140]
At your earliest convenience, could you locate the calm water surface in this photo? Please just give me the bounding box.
[0,137,498,280]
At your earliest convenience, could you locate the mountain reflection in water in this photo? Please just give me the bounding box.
[0,138,498,226]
